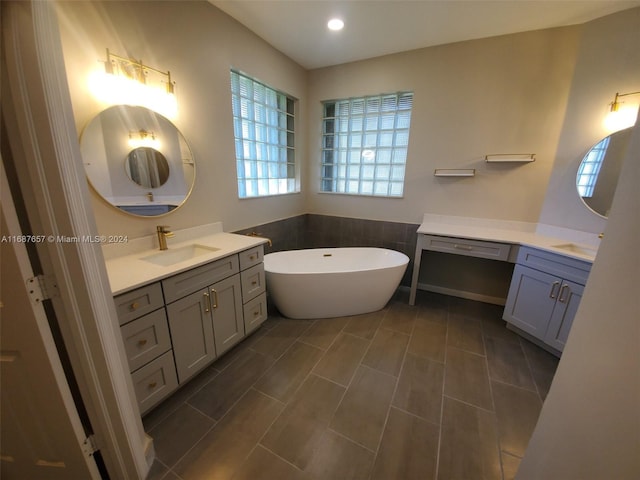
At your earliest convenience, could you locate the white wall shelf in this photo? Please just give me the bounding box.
[434,168,476,177]
[485,153,535,163]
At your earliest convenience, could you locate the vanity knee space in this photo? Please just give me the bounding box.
[410,226,594,357]
[114,244,267,414]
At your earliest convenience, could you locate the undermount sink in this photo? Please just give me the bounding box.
[141,244,220,266]
[551,243,598,257]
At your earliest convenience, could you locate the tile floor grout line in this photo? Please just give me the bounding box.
[433,295,451,480]
[480,310,507,480]
[326,426,378,455]
[159,417,217,473]
[145,291,559,480]
[258,443,309,474]
[251,314,359,477]
[312,304,393,476]
[367,303,415,478]
[518,335,545,402]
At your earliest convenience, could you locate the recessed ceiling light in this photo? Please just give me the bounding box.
[327,18,344,31]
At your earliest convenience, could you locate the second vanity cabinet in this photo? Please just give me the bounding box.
[503,246,591,353]
[114,244,267,413]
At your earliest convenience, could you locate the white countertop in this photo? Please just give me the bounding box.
[417,214,600,262]
[103,223,269,295]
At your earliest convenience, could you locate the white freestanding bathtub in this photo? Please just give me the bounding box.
[263,247,409,319]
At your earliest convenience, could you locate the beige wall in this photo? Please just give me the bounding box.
[539,7,640,233]
[57,1,639,239]
[56,0,307,238]
[307,27,581,224]
[516,115,640,480]
[516,10,640,476]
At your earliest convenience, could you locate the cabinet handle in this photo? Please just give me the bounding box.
[148,381,157,389]
[137,339,148,347]
[130,302,139,310]
[249,255,256,260]
[211,289,219,309]
[549,281,560,299]
[203,292,211,312]
[251,280,258,286]
[253,310,260,317]
[558,284,570,303]
[454,244,473,251]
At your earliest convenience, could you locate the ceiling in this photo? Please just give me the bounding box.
[209,0,640,69]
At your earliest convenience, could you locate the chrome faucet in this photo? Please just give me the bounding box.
[156,225,174,250]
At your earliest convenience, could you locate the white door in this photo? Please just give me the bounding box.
[1,191,101,479]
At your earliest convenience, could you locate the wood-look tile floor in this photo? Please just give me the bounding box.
[143,290,559,480]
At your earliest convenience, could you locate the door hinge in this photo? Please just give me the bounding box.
[82,434,99,456]
[26,274,59,303]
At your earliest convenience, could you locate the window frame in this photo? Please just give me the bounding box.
[320,92,414,198]
[230,70,298,198]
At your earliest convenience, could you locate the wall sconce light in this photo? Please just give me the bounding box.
[128,129,160,149]
[89,48,178,119]
[604,91,640,132]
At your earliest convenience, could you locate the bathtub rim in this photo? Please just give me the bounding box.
[263,246,409,275]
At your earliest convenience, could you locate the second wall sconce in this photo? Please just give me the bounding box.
[604,90,640,132]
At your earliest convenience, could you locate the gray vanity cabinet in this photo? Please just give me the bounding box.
[166,289,217,383]
[114,243,267,413]
[503,247,590,354]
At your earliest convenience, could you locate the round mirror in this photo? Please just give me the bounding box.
[125,147,170,188]
[576,127,631,218]
[80,105,195,217]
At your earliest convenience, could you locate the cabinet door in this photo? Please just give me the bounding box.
[166,289,216,383]
[210,274,244,356]
[503,264,560,340]
[544,280,584,352]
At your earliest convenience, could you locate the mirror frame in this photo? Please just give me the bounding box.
[80,105,195,218]
[576,127,631,219]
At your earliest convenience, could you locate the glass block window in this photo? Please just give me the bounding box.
[577,135,610,198]
[230,70,296,198]
[321,92,413,197]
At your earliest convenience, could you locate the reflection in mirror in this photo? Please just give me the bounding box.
[576,127,631,218]
[80,105,195,217]
[125,147,170,188]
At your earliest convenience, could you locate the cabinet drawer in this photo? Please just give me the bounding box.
[162,255,239,303]
[243,292,267,335]
[240,263,266,302]
[121,309,171,372]
[131,350,178,415]
[517,247,591,285]
[239,245,264,271]
[114,283,164,325]
[422,235,511,261]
